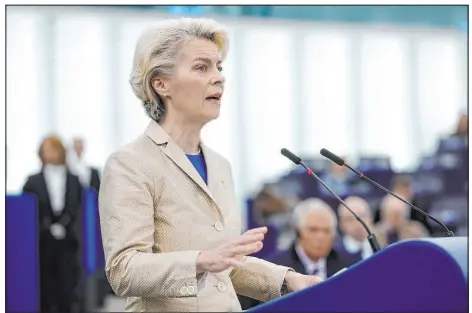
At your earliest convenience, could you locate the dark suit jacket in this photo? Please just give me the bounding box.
[90,167,101,192]
[22,169,83,246]
[239,244,355,310]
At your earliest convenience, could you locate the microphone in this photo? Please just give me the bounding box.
[320,148,454,237]
[281,148,381,253]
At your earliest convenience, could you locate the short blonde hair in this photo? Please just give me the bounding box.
[129,17,229,122]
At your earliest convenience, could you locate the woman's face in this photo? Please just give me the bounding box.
[157,38,225,124]
[41,140,64,165]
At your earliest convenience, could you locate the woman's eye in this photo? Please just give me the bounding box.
[196,65,207,72]
[218,67,223,72]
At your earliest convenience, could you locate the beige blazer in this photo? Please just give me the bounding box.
[99,121,291,312]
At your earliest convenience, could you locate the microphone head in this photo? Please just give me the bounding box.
[281,148,301,165]
[320,148,345,166]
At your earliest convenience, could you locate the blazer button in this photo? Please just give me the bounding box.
[180,286,188,295]
[217,282,227,292]
[214,221,224,231]
[187,285,195,295]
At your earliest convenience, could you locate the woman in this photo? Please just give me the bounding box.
[22,135,82,312]
[99,17,321,312]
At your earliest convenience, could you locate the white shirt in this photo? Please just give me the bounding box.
[68,152,91,187]
[295,244,327,280]
[43,165,67,215]
[343,235,373,259]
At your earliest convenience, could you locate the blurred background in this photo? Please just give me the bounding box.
[6,5,468,312]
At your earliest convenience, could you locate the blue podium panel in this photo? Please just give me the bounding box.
[6,195,40,313]
[250,238,467,313]
[82,188,105,276]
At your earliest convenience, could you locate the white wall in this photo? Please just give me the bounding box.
[6,6,467,202]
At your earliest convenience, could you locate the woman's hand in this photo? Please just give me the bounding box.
[284,271,323,293]
[196,227,267,273]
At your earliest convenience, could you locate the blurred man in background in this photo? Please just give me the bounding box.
[375,174,432,234]
[375,194,429,245]
[239,198,354,310]
[68,137,101,192]
[22,135,82,312]
[335,196,386,263]
[375,195,408,244]
[271,198,355,277]
[391,175,432,234]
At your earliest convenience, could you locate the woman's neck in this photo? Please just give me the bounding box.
[159,117,202,154]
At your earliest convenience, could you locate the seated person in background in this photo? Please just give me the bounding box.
[239,198,354,310]
[375,174,432,234]
[253,183,288,220]
[319,157,354,197]
[252,183,298,251]
[398,221,430,240]
[335,196,387,263]
[272,198,356,277]
[375,195,408,244]
[375,195,429,245]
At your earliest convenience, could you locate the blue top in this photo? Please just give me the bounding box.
[186,153,208,184]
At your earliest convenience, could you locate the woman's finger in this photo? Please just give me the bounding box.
[235,233,264,245]
[244,227,268,235]
[231,241,263,256]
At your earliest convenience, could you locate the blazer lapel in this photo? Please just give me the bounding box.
[201,143,229,217]
[162,140,213,197]
[144,121,220,210]
[39,171,54,216]
[62,171,73,217]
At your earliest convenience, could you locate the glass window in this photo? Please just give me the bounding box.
[54,16,109,167]
[6,12,43,192]
[358,33,412,170]
[240,26,295,191]
[300,31,353,158]
[417,36,464,154]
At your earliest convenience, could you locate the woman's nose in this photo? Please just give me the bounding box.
[211,71,225,85]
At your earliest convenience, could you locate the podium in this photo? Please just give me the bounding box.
[6,195,40,312]
[81,188,106,311]
[249,237,468,312]
[6,189,105,312]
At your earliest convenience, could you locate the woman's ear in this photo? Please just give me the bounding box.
[152,77,169,98]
